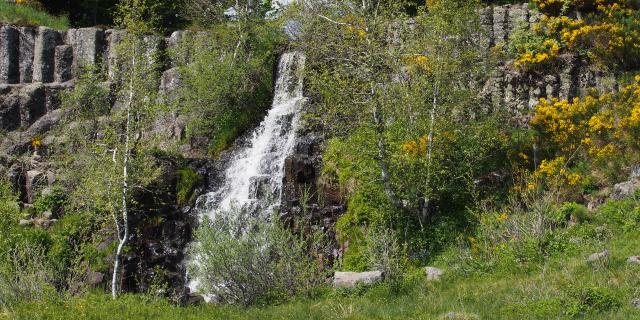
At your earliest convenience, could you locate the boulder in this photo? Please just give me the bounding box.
[25,169,45,203]
[611,180,640,200]
[19,27,37,83]
[0,85,21,131]
[54,45,74,83]
[86,271,105,288]
[42,210,53,219]
[425,267,444,281]
[19,84,47,128]
[333,271,382,288]
[0,26,20,84]
[33,27,62,83]
[19,219,33,227]
[66,28,105,70]
[632,298,640,309]
[627,256,640,265]
[186,294,205,306]
[587,250,609,263]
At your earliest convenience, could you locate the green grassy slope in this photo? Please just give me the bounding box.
[0,2,68,30]
[6,199,640,320]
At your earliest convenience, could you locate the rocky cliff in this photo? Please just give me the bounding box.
[0,1,624,301]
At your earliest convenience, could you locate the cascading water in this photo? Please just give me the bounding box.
[187,51,306,298]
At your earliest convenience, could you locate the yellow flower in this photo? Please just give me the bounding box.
[497,213,508,222]
[31,137,42,148]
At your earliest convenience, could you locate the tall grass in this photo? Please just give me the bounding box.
[0,2,68,30]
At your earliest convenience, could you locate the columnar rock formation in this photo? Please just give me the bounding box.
[477,3,617,121]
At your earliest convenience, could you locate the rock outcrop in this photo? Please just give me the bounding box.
[333,271,383,288]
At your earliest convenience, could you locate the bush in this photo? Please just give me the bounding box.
[33,186,66,217]
[0,243,57,311]
[563,285,621,317]
[176,168,202,206]
[364,228,406,289]
[188,210,325,306]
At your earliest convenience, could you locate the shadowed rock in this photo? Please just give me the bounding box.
[0,26,20,84]
[33,27,62,83]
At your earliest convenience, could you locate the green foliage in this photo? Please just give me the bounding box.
[0,243,57,312]
[554,202,590,225]
[172,21,283,155]
[0,1,69,30]
[114,0,187,33]
[176,167,202,206]
[189,211,325,306]
[563,285,621,317]
[33,186,66,217]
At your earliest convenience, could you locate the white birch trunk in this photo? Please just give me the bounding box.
[112,47,136,300]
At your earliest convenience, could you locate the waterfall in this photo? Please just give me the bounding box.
[187,51,306,298]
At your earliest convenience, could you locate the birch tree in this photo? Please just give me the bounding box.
[298,0,503,257]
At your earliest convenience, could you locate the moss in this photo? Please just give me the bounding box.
[176,167,202,206]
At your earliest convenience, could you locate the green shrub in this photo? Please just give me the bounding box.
[0,243,57,311]
[554,202,590,226]
[176,168,202,206]
[33,186,66,217]
[563,285,621,317]
[188,210,325,306]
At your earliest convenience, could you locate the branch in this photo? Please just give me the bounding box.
[317,14,348,26]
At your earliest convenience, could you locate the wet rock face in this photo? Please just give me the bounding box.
[120,157,212,302]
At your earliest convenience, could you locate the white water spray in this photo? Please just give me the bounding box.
[187,51,306,297]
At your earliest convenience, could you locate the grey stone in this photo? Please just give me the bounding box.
[18,84,46,128]
[558,56,577,100]
[42,210,53,219]
[0,26,20,84]
[159,68,181,95]
[632,298,640,309]
[33,27,62,83]
[587,250,609,263]
[507,4,528,39]
[25,169,44,204]
[492,6,508,45]
[333,271,382,288]
[249,175,271,201]
[0,85,21,131]
[479,6,494,49]
[19,27,37,83]
[87,271,104,287]
[627,256,640,265]
[107,29,127,80]
[66,28,105,70]
[54,45,73,82]
[19,219,33,227]
[425,267,444,281]
[612,180,640,200]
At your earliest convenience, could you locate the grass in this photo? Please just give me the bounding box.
[0,2,68,30]
[3,196,640,319]
[5,224,640,319]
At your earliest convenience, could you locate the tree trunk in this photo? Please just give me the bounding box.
[112,47,136,300]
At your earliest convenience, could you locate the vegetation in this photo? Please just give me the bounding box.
[511,0,640,70]
[6,194,640,319]
[0,1,69,29]
[2,0,640,318]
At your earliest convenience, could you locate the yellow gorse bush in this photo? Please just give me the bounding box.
[520,0,640,70]
[531,75,640,183]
